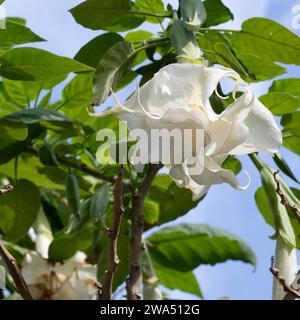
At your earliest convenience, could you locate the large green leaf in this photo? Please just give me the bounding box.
[153,262,203,298]
[135,0,165,24]
[2,77,64,108]
[93,41,136,105]
[0,179,40,241]
[269,78,300,96]
[147,223,256,272]
[70,0,144,31]
[281,112,300,155]
[198,31,249,78]
[0,108,79,134]
[146,175,201,227]
[231,18,300,66]
[48,222,93,261]
[203,0,233,27]
[0,20,44,48]
[60,74,92,109]
[0,47,94,81]
[74,33,123,68]
[259,93,300,115]
[198,31,285,81]
[0,156,90,192]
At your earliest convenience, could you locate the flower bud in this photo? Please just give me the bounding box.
[180,0,207,31]
[170,20,204,63]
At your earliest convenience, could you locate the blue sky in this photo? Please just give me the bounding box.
[3,0,300,300]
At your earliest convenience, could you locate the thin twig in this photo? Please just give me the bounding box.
[127,164,161,300]
[56,156,115,184]
[0,243,33,300]
[100,166,124,300]
[270,256,300,299]
[274,171,300,223]
[0,185,33,300]
[283,272,300,300]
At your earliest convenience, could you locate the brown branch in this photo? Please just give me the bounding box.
[283,272,300,300]
[127,164,161,300]
[0,185,33,300]
[274,171,300,223]
[100,166,124,300]
[0,242,33,300]
[0,185,13,195]
[270,256,300,300]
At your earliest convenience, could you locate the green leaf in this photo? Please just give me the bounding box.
[2,77,65,108]
[37,91,52,108]
[255,186,300,249]
[74,33,123,68]
[232,52,285,82]
[60,74,92,109]
[93,41,136,105]
[0,108,79,134]
[0,137,26,165]
[66,170,81,217]
[125,30,153,66]
[231,18,300,66]
[38,144,58,167]
[269,78,300,97]
[203,0,233,27]
[147,223,256,272]
[89,183,110,223]
[222,156,242,175]
[257,160,296,247]
[0,179,40,241]
[144,199,160,225]
[48,222,93,261]
[153,262,203,298]
[0,155,90,192]
[0,121,28,141]
[0,47,94,81]
[259,92,300,115]
[70,0,144,31]
[273,153,299,183]
[135,0,165,24]
[198,31,249,78]
[0,20,44,48]
[281,112,300,155]
[147,175,201,227]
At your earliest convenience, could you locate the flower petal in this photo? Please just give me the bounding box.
[229,99,282,154]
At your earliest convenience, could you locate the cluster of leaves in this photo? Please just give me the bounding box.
[0,0,299,299]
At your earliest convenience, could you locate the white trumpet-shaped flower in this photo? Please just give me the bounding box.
[20,251,97,300]
[91,63,282,199]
